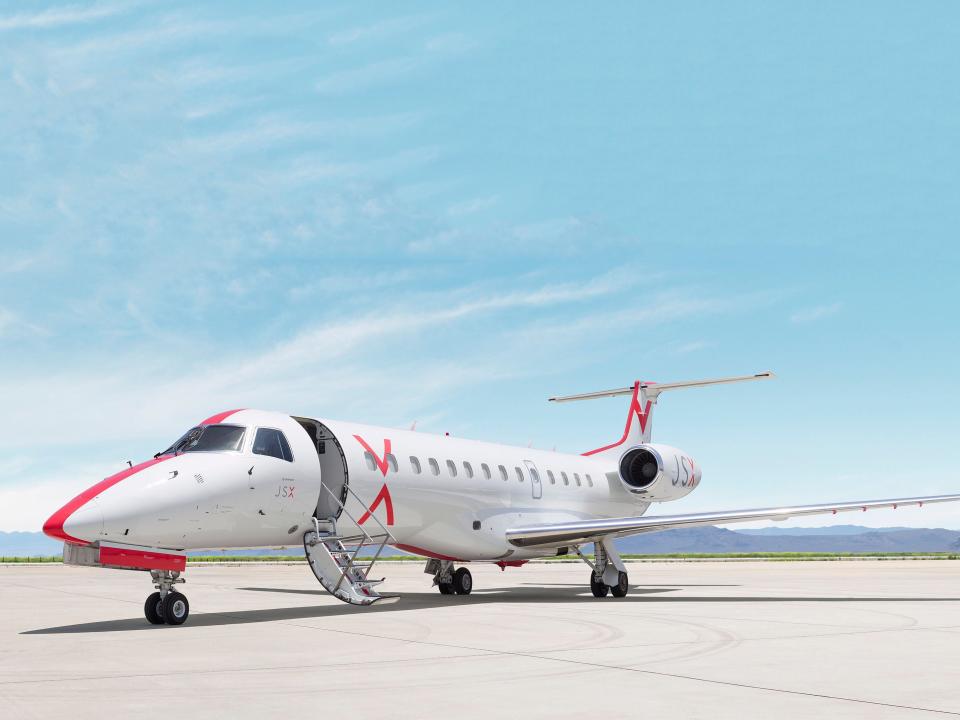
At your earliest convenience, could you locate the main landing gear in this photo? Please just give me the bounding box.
[590,570,629,598]
[426,559,472,595]
[578,540,630,599]
[144,570,190,625]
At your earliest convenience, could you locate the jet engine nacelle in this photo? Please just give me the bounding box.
[618,444,702,501]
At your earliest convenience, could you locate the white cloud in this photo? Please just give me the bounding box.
[168,114,422,156]
[511,290,759,350]
[328,15,431,47]
[315,57,420,94]
[424,33,478,54]
[317,24,477,93]
[790,302,842,324]
[512,217,584,241]
[447,195,498,217]
[0,251,46,273]
[44,13,255,65]
[0,2,130,31]
[407,229,462,254]
[0,307,46,337]
[674,340,712,355]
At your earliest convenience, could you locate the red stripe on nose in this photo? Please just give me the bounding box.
[42,457,171,544]
[200,409,244,425]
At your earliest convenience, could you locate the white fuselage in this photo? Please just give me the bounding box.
[50,409,666,561]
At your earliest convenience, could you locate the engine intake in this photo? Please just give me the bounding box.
[619,448,660,489]
[618,444,701,501]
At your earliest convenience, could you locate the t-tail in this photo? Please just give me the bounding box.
[549,371,775,458]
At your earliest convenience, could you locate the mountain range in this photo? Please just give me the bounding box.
[4,526,960,557]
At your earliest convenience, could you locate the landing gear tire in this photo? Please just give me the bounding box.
[590,574,608,598]
[161,591,190,625]
[453,567,473,595]
[144,592,165,624]
[438,581,455,595]
[611,571,629,598]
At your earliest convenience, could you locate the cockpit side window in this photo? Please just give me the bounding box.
[253,428,294,462]
[158,424,244,456]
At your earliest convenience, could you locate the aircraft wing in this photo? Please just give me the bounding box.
[505,494,960,548]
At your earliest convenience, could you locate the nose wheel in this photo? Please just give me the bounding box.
[144,592,164,624]
[144,570,189,625]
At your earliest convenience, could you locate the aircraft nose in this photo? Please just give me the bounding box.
[63,499,103,542]
[41,457,168,544]
[43,496,103,544]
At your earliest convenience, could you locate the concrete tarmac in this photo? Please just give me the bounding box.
[3,560,960,719]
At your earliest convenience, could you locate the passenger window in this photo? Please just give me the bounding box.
[363,452,376,471]
[586,473,593,487]
[530,467,540,483]
[481,463,491,479]
[515,467,524,482]
[252,428,293,462]
[561,471,570,486]
[463,461,474,478]
[410,456,422,474]
[428,458,440,476]
[574,472,582,487]
[386,454,398,473]
[498,465,508,481]
[446,460,457,477]
[547,470,556,485]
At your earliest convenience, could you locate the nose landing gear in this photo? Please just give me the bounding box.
[144,570,190,625]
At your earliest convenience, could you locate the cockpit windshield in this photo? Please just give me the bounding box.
[156,424,246,457]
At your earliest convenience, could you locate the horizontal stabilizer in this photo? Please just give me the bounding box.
[558,370,774,453]
[549,371,774,403]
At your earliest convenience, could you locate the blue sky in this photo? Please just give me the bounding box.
[1,1,958,531]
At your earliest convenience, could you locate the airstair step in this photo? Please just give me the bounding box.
[302,530,389,606]
[305,486,394,606]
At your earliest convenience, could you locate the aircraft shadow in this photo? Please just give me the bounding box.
[22,585,960,635]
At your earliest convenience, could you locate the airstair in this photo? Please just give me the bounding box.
[303,484,395,606]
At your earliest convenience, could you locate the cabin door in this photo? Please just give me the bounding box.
[524,459,543,500]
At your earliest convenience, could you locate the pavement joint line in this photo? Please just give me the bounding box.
[258,618,960,716]
[0,651,499,687]
[583,606,894,631]
[528,620,960,655]
[3,581,142,606]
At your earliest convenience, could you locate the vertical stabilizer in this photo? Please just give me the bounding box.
[580,381,653,457]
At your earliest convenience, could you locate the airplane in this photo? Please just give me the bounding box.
[42,371,960,626]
